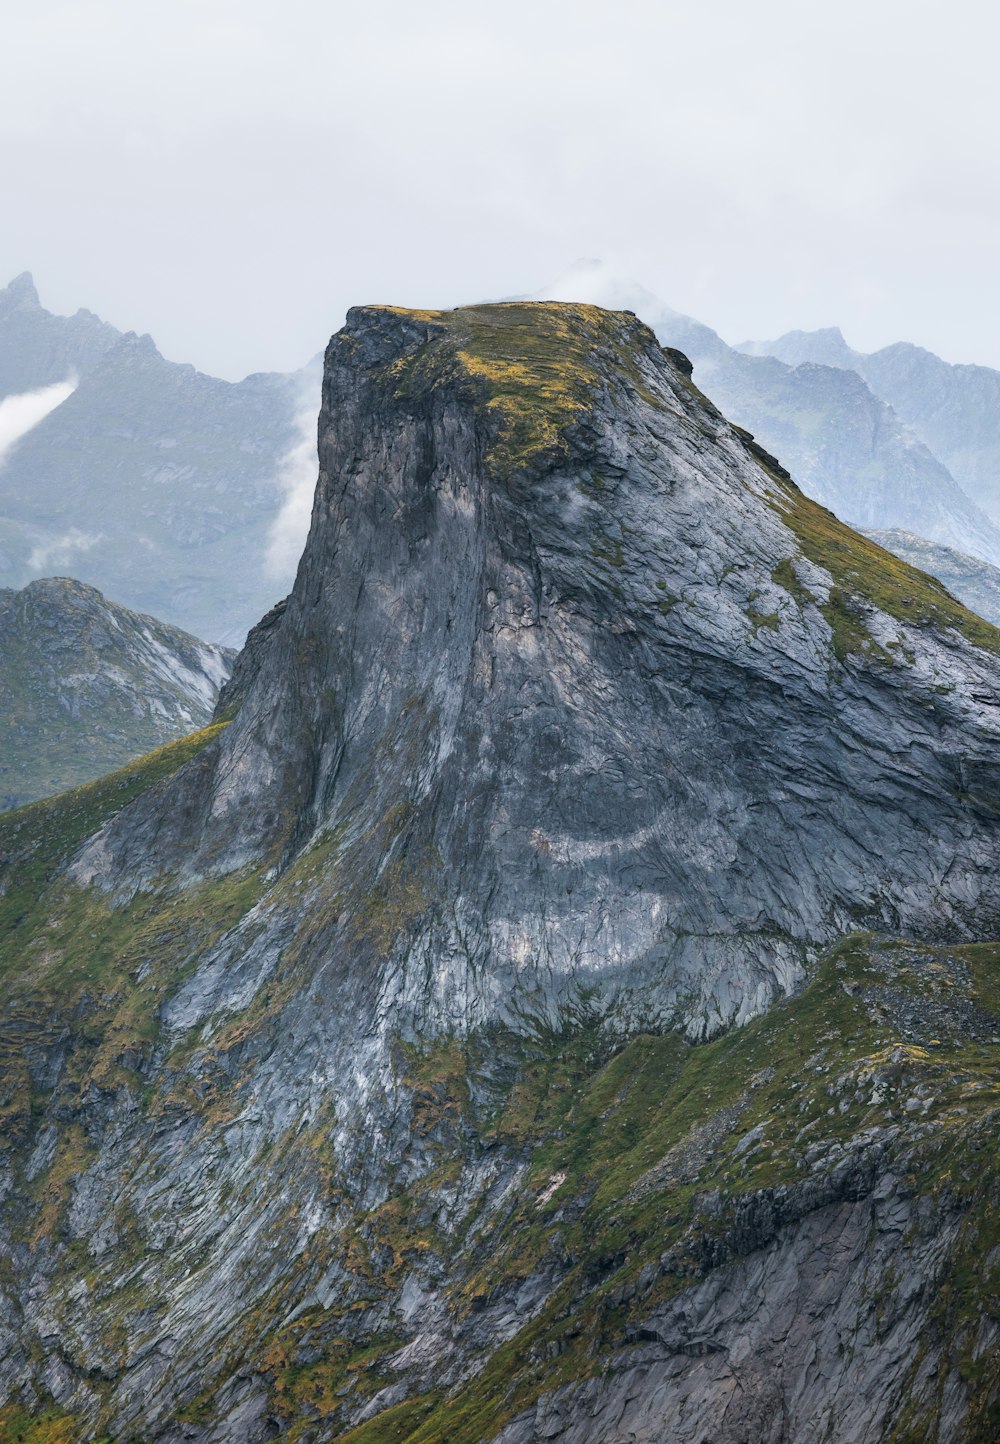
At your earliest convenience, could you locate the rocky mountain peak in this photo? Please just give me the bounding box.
[0,271,40,311]
[738,324,856,368]
[77,301,1000,1041]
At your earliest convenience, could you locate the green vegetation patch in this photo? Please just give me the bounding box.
[763,466,1000,658]
[0,721,229,946]
[375,302,659,476]
[0,1401,77,1443]
[327,934,1000,1442]
[0,722,271,1232]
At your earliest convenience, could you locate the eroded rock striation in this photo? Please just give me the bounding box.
[2,302,1000,1441]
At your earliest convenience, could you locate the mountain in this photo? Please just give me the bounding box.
[531,262,1000,568]
[0,271,120,395]
[0,576,233,810]
[741,325,1000,525]
[2,302,1000,1440]
[862,527,1000,628]
[0,273,317,644]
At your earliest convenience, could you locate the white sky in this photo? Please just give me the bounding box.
[2,0,998,378]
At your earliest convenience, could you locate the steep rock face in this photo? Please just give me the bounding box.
[2,303,1000,1441]
[495,1182,976,1444]
[81,303,1000,1025]
[0,577,233,809]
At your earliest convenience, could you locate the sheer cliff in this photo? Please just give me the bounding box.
[1,302,999,1442]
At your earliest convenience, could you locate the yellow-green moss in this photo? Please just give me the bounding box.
[0,721,230,948]
[765,472,1000,659]
[0,1402,77,1443]
[376,302,654,476]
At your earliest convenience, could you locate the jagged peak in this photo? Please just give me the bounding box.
[738,325,856,364]
[797,324,847,344]
[103,329,162,364]
[1,270,40,309]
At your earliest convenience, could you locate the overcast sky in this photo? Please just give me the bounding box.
[3,0,998,379]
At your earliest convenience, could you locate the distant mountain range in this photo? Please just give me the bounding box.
[0,273,318,644]
[533,261,1000,570]
[739,326,1000,523]
[3,263,1000,648]
[0,576,232,810]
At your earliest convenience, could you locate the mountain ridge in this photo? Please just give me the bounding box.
[741,324,1000,524]
[0,272,317,643]
[0,575,233,809]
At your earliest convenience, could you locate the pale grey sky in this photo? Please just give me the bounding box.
[3,0,998,378]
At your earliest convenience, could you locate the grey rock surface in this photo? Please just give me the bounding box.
[493,1177,973,1444]
[81,303,1000,1024]
[2,301,1000,1440]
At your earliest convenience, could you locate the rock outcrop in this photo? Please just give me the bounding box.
[1,302,999,1441]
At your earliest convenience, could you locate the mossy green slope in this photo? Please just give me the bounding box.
[743,434,1000,660]
[322,936,1000,1443]
[0,724,256,1200]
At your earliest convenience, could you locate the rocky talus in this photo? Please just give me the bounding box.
[1,302,999,1441]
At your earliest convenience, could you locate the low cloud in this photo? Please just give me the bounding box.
[0,379,76,464]
[265,404,319,581]
[27,527,103,574]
